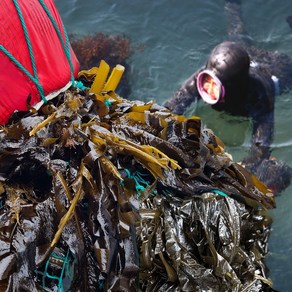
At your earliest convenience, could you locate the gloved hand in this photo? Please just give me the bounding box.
[241,144,271,174]
[243,155,292,195]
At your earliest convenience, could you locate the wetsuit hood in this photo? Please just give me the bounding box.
[204,41,250,108]
[206,41,250,83]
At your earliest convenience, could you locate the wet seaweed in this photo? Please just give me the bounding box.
[0,62,276,291]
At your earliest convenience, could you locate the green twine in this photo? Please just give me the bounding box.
[13,0,41,89]
[210,189,228,197]
[124,169,151,196]
[35,248,76,292]
[98,279,105,290]
[38,0,74,83]
[104,99,112,107]
[74,81,87,90]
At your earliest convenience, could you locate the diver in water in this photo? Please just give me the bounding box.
[164,0,292,194]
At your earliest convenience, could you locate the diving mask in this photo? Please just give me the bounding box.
[197,70,225,104]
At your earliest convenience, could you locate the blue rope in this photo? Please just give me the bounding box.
[38,0,75,83]
[35,248,76,291]
[12,0,46,102]
[74,80,87,90]
[13,0,38,80]
[210,189,228,197]
[0,45,46,102]
[104,99,112,107]
[124,169,150,196]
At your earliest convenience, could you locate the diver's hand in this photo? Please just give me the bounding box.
[244,157,292,194]
[241,144,271,173]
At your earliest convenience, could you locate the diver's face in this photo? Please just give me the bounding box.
[202,75,220,101]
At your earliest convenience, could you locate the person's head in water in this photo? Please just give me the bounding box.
[197,41,250,104]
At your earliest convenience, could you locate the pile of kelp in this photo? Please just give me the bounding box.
[0,62,275,291]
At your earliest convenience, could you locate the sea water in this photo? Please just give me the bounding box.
[55,1,292,290]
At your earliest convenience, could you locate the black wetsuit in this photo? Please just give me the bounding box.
[164,57,276,164]
[164,0,292,192]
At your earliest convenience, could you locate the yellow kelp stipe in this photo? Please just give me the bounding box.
[78,60,125,106]
[103,64,125,92]
[91,130,181,179]
[89,60,110,94]
[80,60,125,95]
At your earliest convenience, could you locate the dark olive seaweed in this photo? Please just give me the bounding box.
[0,71,276,291]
